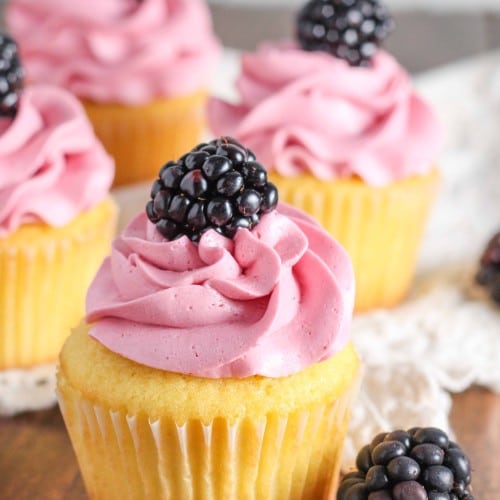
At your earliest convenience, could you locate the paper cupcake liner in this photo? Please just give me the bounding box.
[0,362,57,416]
[0,199,117,370]
[82,91,207,187]
[57,380,358,500]
[271,170,440,312]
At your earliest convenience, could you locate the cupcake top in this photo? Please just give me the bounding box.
[0,85,114,237]
[7,0,221,105]
[86,138,355,379]
[209,1,442,187]
[0,33,113,237]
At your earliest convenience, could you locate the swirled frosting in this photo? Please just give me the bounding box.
[0,85,114,237]
[86,204,355,378]
[7,0,221,104]
[209,43,442,186]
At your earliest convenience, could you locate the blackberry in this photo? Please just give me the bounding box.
[146,137,279,241]
[296,0,395,67]
[475,231,500,304]
[0,33,23,117]
[338,427,474,500]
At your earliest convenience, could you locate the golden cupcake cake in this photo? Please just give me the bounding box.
[0,34,116,415]
[57,137,360,499]
[7,0,221,186]
[209,0,442,312]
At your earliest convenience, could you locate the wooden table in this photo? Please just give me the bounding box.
[0,388,498,499]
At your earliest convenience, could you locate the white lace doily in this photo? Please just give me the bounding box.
[0,363,57,417]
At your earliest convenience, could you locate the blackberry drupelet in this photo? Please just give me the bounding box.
[338,427,474,500]
[146,137,279,241]
[0,33,23,117]
[475,231,500,304]
[297,0,394,67]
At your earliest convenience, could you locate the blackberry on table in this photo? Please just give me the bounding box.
[338,427,474,500]
[475,231,500,304]
[146,137,279,242]
[0,33,23,117]
[297,0,394,67]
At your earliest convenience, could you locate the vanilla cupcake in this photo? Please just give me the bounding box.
[209,0,442,312]
[7,0,221,186]
[0,33,116,415]
[57,137,360,499]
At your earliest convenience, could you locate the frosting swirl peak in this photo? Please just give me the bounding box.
[209,43,442,186]
[87,205,354,378]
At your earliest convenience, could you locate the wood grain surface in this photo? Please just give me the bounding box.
[0,388,498,499]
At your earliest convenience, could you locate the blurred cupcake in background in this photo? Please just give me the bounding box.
[209,0,442,312]
[7,0,221,186]
[0,32,116,415]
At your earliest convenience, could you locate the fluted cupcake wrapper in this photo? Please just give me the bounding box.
[57,379,359,500]
[82,92,207,187]
[271,170,440,312]
[0,199,117,370]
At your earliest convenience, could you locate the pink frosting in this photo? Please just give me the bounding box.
[0,86,114,237]
[7,0,221,104]
[209,43,442,186]
[86,204,355,378]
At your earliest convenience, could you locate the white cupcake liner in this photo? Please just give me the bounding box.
[58,383,357,500]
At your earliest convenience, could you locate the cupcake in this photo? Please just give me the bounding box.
[0,33,116,415]
[7,0,221,186]
[57,137,360,499]
[208,0,442,312]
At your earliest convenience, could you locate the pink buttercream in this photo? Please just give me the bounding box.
[7,0,220,104]
[0,86,114,237]
[209,43,442,186]
[86,204,354,378]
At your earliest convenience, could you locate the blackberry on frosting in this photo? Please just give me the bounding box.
[0,32,23,117]
[297,0,395,67]
[146,137,279,241]
[338,427,474,500]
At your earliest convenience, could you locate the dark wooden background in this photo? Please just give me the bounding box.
[0,388,498,499]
